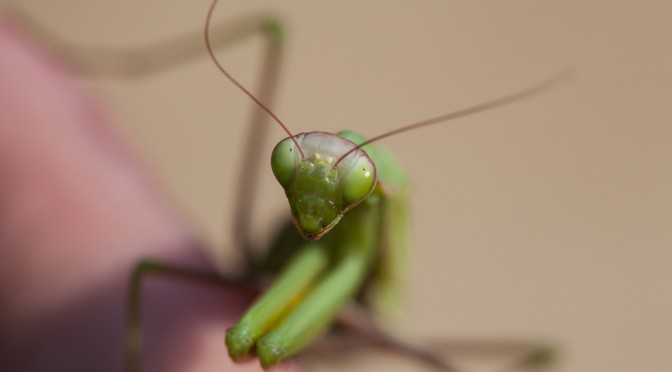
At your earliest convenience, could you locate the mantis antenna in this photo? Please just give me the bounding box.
[335,69,572,166]
[205,0,305,159]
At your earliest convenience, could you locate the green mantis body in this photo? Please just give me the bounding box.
[118,0,566,370]
[203,0,565,364]
[226,130,410,367]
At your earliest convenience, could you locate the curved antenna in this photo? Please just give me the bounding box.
[205,0,304,159]
[335,69,572,166]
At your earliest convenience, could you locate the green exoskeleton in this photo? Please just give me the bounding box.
[122,0,568,371]
[226,130,411,367]
[205,1,568,368]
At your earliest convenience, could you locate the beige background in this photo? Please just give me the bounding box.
[11,1,671,371]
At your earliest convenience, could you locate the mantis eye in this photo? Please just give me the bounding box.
[271,138,298,188]
[341,157,376,206]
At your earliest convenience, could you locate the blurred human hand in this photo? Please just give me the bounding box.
[0,10,282,372]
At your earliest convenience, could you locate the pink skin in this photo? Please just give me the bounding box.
[0,11,297,372]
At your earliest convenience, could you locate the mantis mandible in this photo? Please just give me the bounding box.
[117,1,569,370]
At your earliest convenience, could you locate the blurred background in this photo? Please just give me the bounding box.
[6,0,670,371]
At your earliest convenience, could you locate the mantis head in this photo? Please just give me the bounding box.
[271,131,377,241]
[205,0,570,243]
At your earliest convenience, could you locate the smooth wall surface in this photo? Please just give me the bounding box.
[8,1,671,371]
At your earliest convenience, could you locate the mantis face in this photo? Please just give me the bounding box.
[271,131,377,241]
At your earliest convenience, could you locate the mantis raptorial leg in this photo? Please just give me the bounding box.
[6,2,566,371]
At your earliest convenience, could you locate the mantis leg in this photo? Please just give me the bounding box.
[7,6,280,79]
[255,251,372,368]
[227,16,284,272]
[333,304,457,371]
[125,259,256,372]
[226,240,331,359]
[337,309,554,371]
[428,340,554,372]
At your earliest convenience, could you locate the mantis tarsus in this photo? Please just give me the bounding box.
[9,1,567,371]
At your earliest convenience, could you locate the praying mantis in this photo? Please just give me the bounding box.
[7,1,568,371]
[142,1,562,370]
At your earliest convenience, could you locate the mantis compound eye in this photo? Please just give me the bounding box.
[341,156,376,206]
[271,137,299,189]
